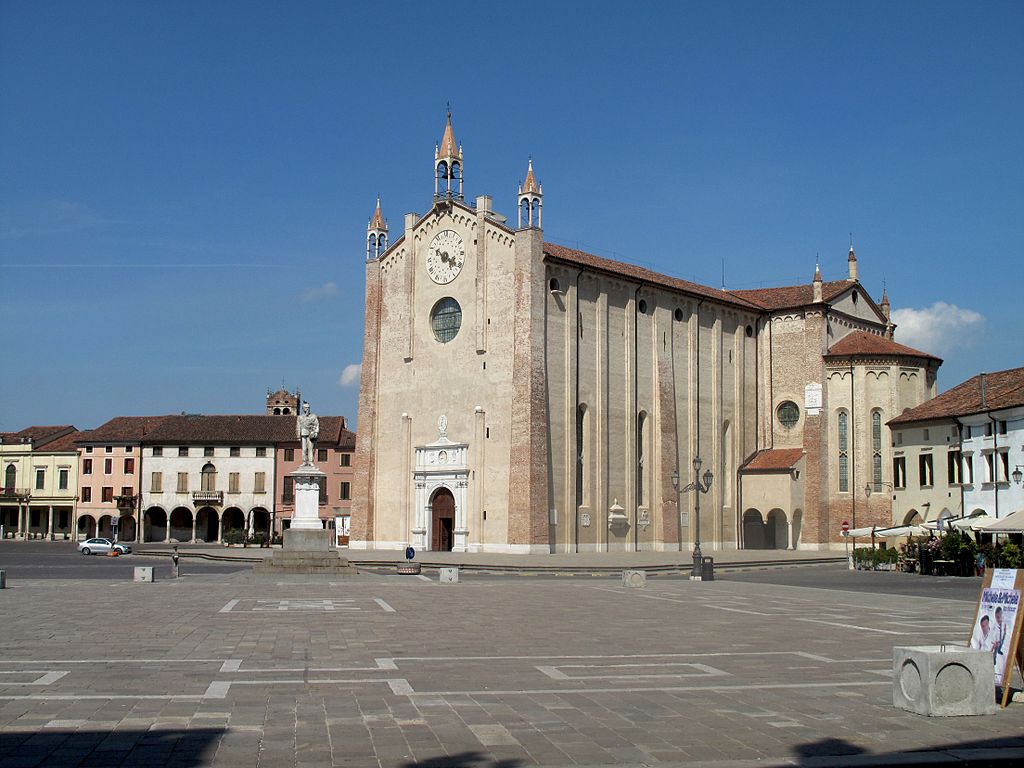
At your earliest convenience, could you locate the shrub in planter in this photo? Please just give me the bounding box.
[998,542,1023,569]
[222,529,244,546]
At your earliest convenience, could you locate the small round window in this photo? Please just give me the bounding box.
[430,297,462,343]
[777,401,800,429]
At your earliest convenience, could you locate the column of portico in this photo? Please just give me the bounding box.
[191,514,197,543]
[47,505,54,540]
[787,517,794,550]
[218,514,224,543]
[164,517,170,543]
[18,503,25,538]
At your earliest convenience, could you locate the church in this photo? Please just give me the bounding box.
[349,114,941,554]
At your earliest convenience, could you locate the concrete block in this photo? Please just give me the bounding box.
[283,528,334,551]
[893,645,995,716]
[622,569,646,588]
[133,567,154,583]
[439,567,459,583]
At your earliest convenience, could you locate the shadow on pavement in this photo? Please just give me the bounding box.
[791,734,1024,766]
[0,726,223,767]
[399,752,523,768]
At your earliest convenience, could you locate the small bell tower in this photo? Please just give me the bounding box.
[517,157,543,229]
[366,197,388,262]
[434,110,463,200]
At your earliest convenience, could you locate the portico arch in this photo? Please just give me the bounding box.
[766,509,787,550]
[903,509,922,526]
[169,507,193,542]
[144,507,167,542]
[195,507,219,542]
[743,509,765,549]
[77,514,96,539]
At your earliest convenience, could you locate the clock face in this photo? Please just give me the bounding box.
[426,230,465,284]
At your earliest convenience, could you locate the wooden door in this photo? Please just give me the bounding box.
[431,489,455,551]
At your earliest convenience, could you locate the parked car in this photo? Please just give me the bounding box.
[77,538,131,555]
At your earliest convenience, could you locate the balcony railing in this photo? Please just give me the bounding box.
[0,487,30,499]
[115,494,137,509]
[192,490,223,504]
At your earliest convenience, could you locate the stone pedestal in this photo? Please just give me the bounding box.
[254,464,357,581]
[893,645,996,716]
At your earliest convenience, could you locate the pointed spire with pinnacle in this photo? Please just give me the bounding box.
[812,258,823,302]
[517,156,543,229]
[847,242,858,281]
[881,284,892,334]
[366,197,388,262]
[434,108,464,199]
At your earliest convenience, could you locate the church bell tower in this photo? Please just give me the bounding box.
[434,110,463,200]
[517,158,542,229]
[366,197,388,261]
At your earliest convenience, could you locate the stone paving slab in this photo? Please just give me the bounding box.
[0,568,1022,767]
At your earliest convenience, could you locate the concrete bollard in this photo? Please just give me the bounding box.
[133,566,154,583]
[439,567,459,584]
[622,569,646,588]
[893,645,995,716]
[0,569,6,589]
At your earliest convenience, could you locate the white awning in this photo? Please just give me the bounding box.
[874,525,929,537]
[842,526,879,538]
[983,509,1024,533]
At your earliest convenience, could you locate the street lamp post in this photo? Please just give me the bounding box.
[672,456,714,580]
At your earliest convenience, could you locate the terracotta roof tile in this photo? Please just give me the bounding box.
[543,243,761,309]
[76,415,176,444]
[0,425,76,448]
[139,414,355,445]
[740,448,804,472]
[730,280,851,310]
[826,330,939,361]
[40,430,83,452]
[889,366,1024,425]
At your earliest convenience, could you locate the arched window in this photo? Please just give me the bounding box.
[4,463,15,491]
[871,410,883,491]
[838,411,849,492]
[201,463,217,492]
[636,412,649,508]
[576,405,588,508]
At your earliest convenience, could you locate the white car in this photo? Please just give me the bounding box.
[78,538,132,555]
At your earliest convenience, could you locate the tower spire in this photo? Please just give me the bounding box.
[366,197,388,261]
[847,238,858,281]
[434,109,463,200]
[812,256,822,302]
[517,156,543,229]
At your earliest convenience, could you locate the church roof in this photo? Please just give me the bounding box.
[740,448,805,472]
[825,330,939,362]
[39,430,83,452]
[889,367,1024,425]
[730,280,851,310]
[437,112,460,159]
[543,243,762,310]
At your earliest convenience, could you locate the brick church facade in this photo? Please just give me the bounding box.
[349,114,939,554]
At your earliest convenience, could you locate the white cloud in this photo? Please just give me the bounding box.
[302,281,338,302]
[891,302,984,355]
[338,363,361,388]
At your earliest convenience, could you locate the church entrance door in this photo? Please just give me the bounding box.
[430,488,455,552]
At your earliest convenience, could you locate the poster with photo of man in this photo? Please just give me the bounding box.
[971,587,1019,683]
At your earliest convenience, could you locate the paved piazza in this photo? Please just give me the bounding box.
[2,565,1024,767]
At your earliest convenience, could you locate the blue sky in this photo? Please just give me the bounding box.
[2,1,1021,431]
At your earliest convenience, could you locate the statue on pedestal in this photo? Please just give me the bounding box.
[296,402,320,466]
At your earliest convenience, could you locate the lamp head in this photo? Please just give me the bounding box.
[671,469,679,490]
[864,483,872,498]
[1013,465,1023,485]
[702,469,713,487]
[693,456,702,473]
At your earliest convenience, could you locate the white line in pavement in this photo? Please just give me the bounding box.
[220,660,242,672]
[416,575,431,582]
[401,680,892,697]
[0,671,69,686]
[395,651,829,661]
[388,679,414,694]
[794,617,906,635]
[0,694,211,701]
[376,658,398,670]
[0,663,227,667]
[637,593,771,616]
[374,598,396,612]
[218,600,239,613]
[205,682,231,698]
